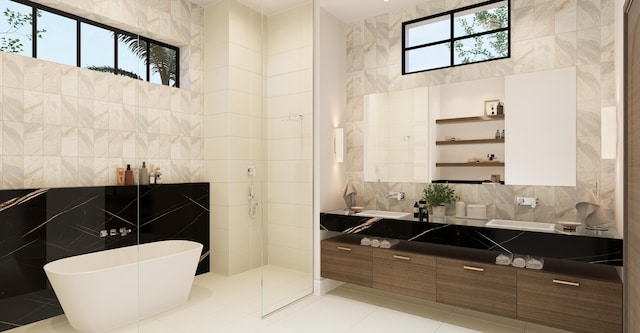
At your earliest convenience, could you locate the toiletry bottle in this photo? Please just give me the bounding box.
[501,129,505,139]
[149,169,156,184]
[116,168,125,185]
[155,168,162,184]
[139,162,149,185]
[495,130,500,139]
[413,201,419,218]
[124,164,134,185]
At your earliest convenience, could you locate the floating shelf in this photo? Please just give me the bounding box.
[436,138,505,145]
[436,114,505,124]
[436,162,505,167]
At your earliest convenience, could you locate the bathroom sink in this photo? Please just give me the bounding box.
[485,219,556,232]
[354,210,412,219]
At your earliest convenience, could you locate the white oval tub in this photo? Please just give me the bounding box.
[44,240,203,333]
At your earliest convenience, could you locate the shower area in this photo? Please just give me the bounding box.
[202,0,314,316]
[0,0,314,330]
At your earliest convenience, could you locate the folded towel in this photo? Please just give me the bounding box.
[511,254,529,268]
[370,238,380,248]
[495,253,513,265]
[526,256,544,270]
[360,237,371,246]
[379,239,399,249]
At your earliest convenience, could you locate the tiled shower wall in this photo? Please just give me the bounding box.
[345,0,618,225]
[0,0,205,189]
[266,2,313,273]
[204,0,313,275]
[204,0,264,276]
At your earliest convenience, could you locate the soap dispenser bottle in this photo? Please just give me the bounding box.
[124,164,134,185]
[413,201,419,218]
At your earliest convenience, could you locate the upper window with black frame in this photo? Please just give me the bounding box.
[403,0,510,74]
[0,0,179,87]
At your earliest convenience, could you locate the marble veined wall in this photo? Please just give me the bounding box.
[0,0,205,189]
[344,0,618,225]
[0,183,210,332]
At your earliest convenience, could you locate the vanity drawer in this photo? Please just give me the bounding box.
[517,269,622,333]
[321,240,372,287]
[372,248,436,301]
[436,257,517,318]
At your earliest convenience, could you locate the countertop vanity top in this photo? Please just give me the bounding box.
[320,211,623,266]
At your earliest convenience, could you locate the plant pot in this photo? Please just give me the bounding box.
[432,205,445,218]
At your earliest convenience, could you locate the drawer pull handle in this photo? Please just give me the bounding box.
[553,279,580,287]
[463,265,485,272]
[337,246,352,252]
[393,255,411,261]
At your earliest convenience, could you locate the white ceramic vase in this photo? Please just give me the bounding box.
[432,205,445,217]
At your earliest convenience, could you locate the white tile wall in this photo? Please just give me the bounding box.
[346,0,618,225]
[0,0,204,189]
[266,2,313,274]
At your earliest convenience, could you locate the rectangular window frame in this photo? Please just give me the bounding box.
[402,0,510,75]
[7,0,180,88]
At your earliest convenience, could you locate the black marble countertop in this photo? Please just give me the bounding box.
[320,211,623,267]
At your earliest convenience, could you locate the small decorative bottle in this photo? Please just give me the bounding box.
[155,168,162,184]
[413,201,419,218]
[501,129,505,139]
[495,130,501,139]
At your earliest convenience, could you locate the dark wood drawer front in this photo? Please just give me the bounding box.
[436,257,517,318]
[321,241,372,287]
[517,269,622,333]
[372,249,436,301]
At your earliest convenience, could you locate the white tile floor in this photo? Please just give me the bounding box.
[8,266,573,333]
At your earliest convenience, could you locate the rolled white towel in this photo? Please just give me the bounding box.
[526,257,544,270]
[360,237,371,246]
[370,238,380,248]
[380,239,391,248]
[511,254,529,268]
[495,253,513,265]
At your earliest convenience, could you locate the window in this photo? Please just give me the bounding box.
[0,0,179,87]
[402,0,510,74]
[37,9,76,66]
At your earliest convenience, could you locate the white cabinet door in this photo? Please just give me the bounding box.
[505,67,576,186]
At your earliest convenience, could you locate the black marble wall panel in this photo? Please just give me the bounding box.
[0,183,210,332]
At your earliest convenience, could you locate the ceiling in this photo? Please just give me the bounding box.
[190,0,427,23]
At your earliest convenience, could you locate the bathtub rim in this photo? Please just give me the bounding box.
[43,239,203,276]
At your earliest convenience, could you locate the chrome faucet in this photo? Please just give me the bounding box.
[385,192,405,201]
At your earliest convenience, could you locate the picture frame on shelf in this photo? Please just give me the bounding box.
[484,99,503,116]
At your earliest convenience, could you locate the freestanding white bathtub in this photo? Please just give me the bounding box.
[44,240,203,333]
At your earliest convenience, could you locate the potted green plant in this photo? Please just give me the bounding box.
[422,184,456,217]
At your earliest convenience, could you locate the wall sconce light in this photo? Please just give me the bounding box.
[334,128,344,163]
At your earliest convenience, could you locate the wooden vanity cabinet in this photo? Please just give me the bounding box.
[436,257,517,318]
[372,248,436,301]
[517,269,622,333]
[321,240,372,287]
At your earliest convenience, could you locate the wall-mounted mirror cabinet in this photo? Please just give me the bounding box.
[362,67,577,186]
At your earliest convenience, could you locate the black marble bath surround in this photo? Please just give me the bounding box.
[320,213,623,266]
[0,183,210,332]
